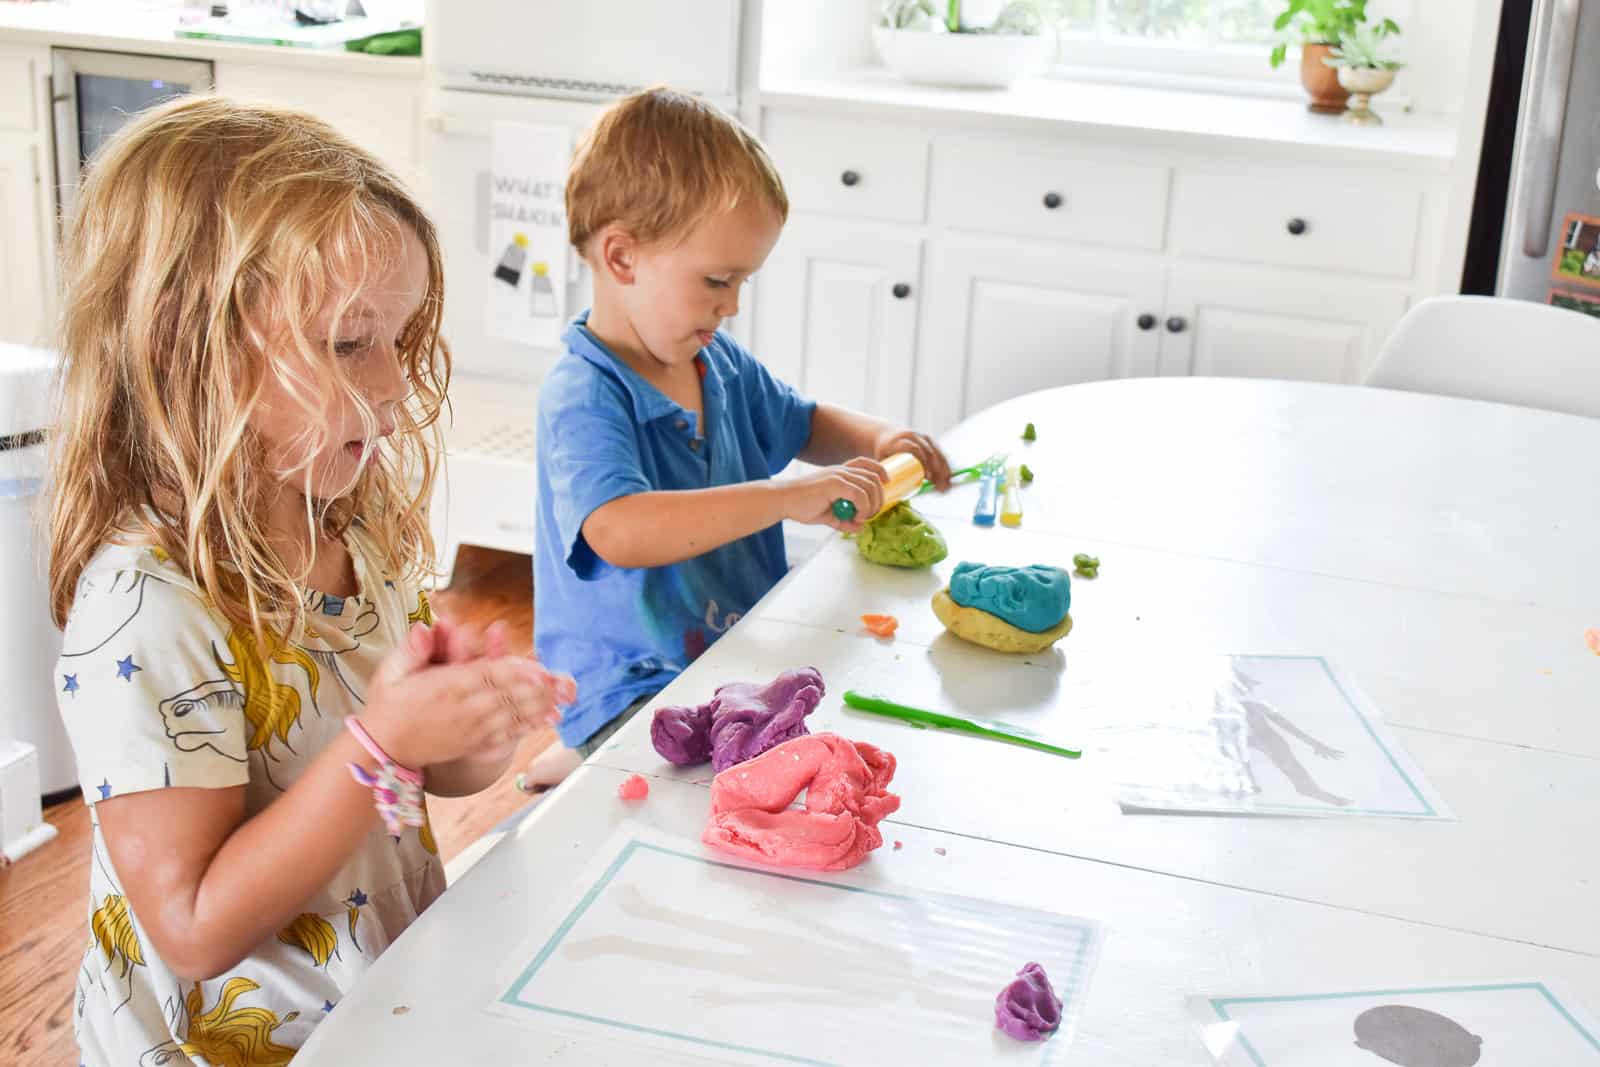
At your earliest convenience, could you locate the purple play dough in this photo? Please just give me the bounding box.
[995,962,1063,1042]
[650,667,825,772]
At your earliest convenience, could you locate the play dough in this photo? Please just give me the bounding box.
[855,501,948,567]
[932,590,1072,654]
[995,962,1063,1041]
[651,668,824,773]
[949,562,1071,632]
[861,613,899,638]
[617,774,649,801]
[702,732,900,872]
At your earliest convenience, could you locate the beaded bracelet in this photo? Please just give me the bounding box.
[345,718,425,836]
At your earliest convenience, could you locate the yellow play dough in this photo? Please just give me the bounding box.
[931,589,1072,653]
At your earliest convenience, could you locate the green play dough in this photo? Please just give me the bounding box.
[856,502,949,568]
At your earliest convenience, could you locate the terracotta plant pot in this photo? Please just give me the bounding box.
[1300,43,1350,114]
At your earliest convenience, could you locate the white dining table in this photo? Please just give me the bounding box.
[299,378,1600,1065]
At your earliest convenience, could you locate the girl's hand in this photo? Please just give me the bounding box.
[361,623,557,769]
[426,616,569,733]
[875,427,952,491]
[782,458,888,533]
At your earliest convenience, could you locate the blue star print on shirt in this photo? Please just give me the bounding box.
[97,780,111,800]
[115,655,141,681]
[323,1000,335,1013]
[62,674,79,696]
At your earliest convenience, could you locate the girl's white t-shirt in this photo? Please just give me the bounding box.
[56,531,446,1066]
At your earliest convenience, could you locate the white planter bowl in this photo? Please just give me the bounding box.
[872,26,1050,89]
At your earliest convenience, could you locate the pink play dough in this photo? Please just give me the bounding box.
[702,733,900,872]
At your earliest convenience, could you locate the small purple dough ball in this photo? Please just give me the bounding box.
[994,962,1063,1042]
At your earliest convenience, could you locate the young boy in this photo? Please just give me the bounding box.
[520,88,951,790]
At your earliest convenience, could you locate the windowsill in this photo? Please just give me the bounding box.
[758,67,1455,169]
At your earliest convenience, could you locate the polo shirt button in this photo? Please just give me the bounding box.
[689,439,700,451]
[674,419,687,430]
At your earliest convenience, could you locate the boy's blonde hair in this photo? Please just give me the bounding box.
[566,86,788,254]
[48,95,449,639]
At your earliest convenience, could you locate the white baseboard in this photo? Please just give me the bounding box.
[1,821,59,866]
[0,740,57,865]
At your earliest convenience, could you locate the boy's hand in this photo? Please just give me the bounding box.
[874,428,952,491]
[783,458,888,533]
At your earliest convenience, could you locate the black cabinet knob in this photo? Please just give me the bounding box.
[1166,316,1188,334]
[1287,217,1308,236]
[892,282,911,299]
[841,170,861,187]
[1137,313,1157,331]
[1043,191,1063,209]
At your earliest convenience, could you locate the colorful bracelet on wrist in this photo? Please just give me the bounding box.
[345,717,425,836]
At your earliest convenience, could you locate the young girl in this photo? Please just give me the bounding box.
[49,95,558,1064]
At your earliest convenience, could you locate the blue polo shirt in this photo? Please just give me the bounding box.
[533,313,817,746]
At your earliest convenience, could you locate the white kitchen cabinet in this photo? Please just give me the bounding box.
[0,138,47,347]
[1158,266,1410,383]
[756,102,1448,433]
[753,214,923,424]
[214,62,421,191]
[916,235,1166,432]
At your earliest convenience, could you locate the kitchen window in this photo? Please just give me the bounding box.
[1048,0,1413,92]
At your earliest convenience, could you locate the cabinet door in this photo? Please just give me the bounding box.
[0,139,45,347]
[214,64,420,190]
[752,214,922,426]
[916,235,1165,433]
[1159,266,1410,383]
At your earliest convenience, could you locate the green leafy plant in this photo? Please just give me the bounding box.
[1323,23,1404,70]
[880,0,940,30]
[878,0,1051,35]
[1267,0,1400,68]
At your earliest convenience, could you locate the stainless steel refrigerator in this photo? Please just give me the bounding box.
[1464,0,1600,317]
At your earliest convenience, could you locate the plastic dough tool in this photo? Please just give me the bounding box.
[999,464,1024,527]
[973,455,1005,526]
[831,452,925,522]
[842,690,1081,759]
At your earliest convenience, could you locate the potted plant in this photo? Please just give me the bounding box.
[1268,0,1400,114]
[1324,23,1405,125]
[874,0,1053,90]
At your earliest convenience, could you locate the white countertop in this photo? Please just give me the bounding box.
[760,68,1458,170]
[0,1,422,77]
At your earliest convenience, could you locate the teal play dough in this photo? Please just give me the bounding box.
[947,562,1071,633]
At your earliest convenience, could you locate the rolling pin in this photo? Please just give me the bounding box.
[830,452,925,522]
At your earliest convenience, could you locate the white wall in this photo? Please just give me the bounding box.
[758,0,878,81]
[1392,0,1486,116]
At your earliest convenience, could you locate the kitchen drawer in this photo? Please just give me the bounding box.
[0,48,38,132]
[1170,168,1421,279]
[762,110,928,224]
[933,140,1170,251]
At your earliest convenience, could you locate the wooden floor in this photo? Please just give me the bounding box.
[0,547,545,1067]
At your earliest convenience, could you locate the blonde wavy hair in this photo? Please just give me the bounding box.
[48,95,449,640]
[566,85,788,254]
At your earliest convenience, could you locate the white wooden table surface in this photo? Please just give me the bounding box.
[301,379,1600,1064]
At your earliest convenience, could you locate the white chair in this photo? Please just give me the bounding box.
[1365,295,1600,419]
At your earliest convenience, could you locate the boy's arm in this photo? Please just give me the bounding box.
[801,403,952,489]
[582,460,888,570]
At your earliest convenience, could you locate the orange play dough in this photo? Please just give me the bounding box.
[861,613,899,638]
